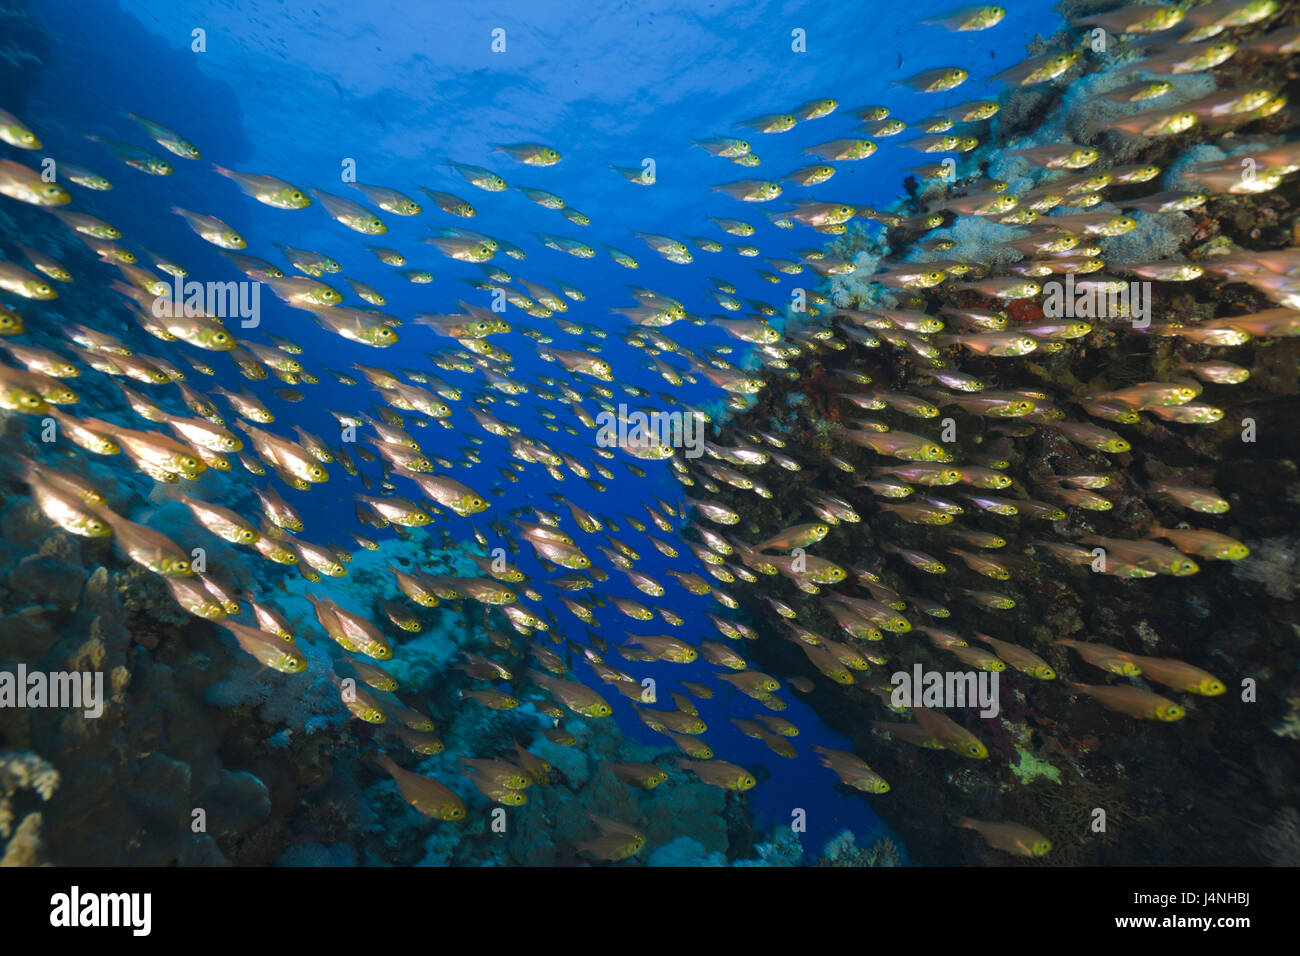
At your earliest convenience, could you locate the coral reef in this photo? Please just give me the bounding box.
[1,0,1297,874]
[0,750,58,865]
[1233,538,1299,601]
[818,830,902,867]
[1257,806,1300,865]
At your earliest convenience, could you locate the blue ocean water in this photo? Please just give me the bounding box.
[18,0,1067,863]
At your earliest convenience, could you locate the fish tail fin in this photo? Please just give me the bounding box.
[108,278,143,299]
[156,484,188,505]
[2,452,35,483]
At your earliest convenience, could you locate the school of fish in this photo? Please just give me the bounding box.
[1,0,1297,862]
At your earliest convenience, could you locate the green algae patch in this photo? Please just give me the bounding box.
[1011,746,1061,785]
